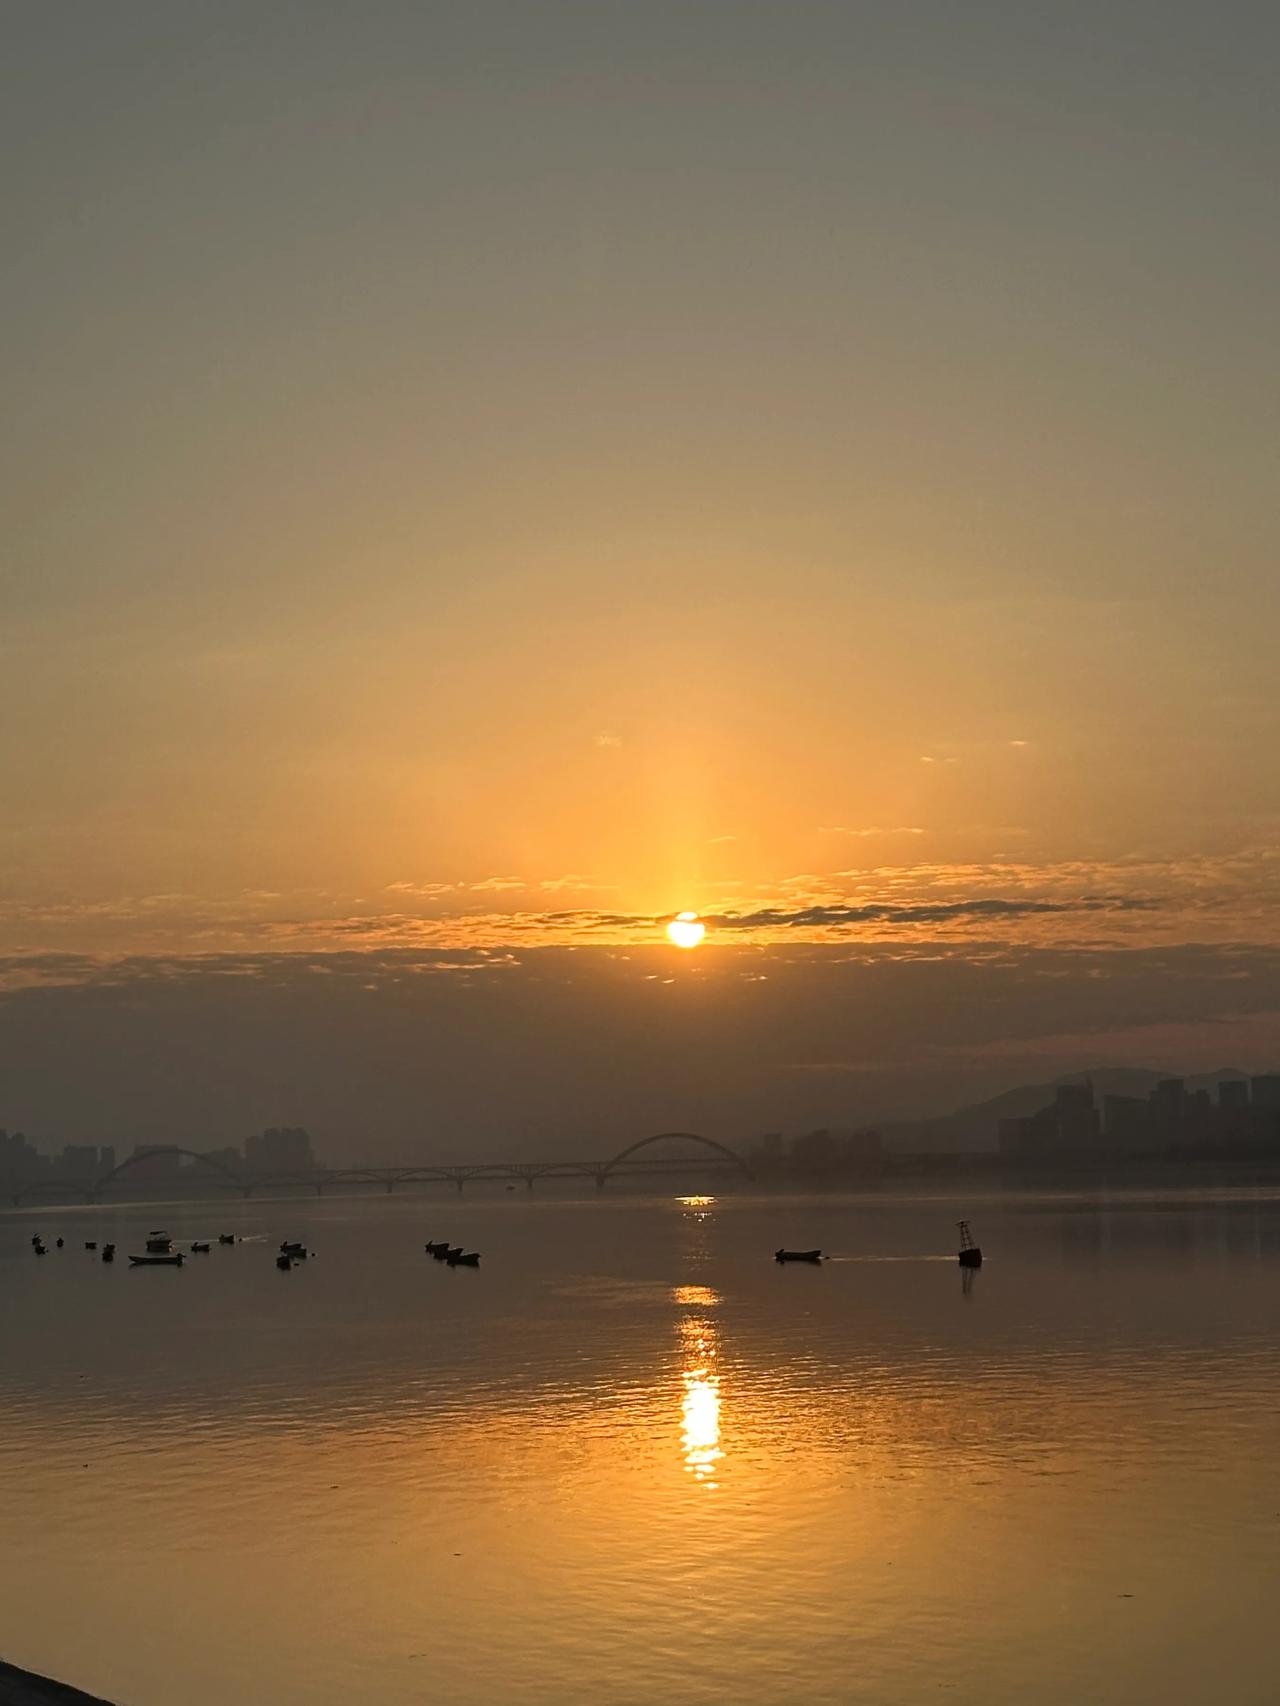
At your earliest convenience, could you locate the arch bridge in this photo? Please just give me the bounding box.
[4,1133,752,1205]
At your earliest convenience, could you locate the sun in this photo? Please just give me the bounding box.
[666,910,706,949]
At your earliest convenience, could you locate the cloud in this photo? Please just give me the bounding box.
[702,897,1160,931]
[818,826,926,838]
[538,875,614,894]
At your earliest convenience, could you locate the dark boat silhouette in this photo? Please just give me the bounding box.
[129,1252,184,1267]
[425,1240,450,1255]
[775,1248,822,1263]
[218,1234,236,1245]
[190,1241,211,1254]
[145,1232,173,1255]
[276,1253,293,1270]
[102,1244,115,1263]
[280,1241,308,1259]
[84,1241,97,1251]
[957,1221,982,1268]
[447,1250,480,1267]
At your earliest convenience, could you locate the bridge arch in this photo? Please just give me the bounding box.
[97,1146,242,1189]
[601,1131,752,1178]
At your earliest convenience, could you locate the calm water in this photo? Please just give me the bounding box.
[3,1186,1280,1705]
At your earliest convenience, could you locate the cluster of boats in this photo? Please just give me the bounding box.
[425,1239,480,1267]
[28,1229,270,1267]
[31,1220,980,1275]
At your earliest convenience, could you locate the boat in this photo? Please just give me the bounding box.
[276,1253,293,1271]
[218,1234,236,1245]
[33,1242,46,1256]
[775,1248,822,1263]
[84,1241,97,1251]
[190,1241,211,1254]
[129,1252,184,1267]
[280,1241,308,1259]
[145,1231,173,1254]
[425,1240,450,1255]
[444,1246,464,1262]
[447,1250,480,1267]
[957,1221,982,1268]
[102,1244,116,1263]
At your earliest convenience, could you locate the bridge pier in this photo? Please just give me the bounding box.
[455,1178,464,1193]
[385,1181,396,1194]
[526,1175,535,1190]
[594,1172,606,1190]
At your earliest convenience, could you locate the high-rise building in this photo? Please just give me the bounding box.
[1103,1094,1150,1149]
[244,1128,316,1173]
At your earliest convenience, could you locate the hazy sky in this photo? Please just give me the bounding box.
[4,2,1279,1151]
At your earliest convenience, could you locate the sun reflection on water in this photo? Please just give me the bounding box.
[678,1311,724,1488]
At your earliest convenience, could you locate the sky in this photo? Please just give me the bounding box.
[3,1,1280,1155]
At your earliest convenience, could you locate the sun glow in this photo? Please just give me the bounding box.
[666,911,706,950]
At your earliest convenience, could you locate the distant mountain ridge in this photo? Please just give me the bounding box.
[881,1066,1252,1154]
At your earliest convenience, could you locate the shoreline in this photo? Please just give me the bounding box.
[0,1661,114,1705]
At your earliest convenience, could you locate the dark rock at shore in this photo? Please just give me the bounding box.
[0,1660,116,1705]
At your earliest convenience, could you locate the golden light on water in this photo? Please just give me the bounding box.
[665,911,706,949]
[679,1313,723,1487]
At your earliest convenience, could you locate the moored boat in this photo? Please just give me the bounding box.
[190,1241,211,1253]
[145,1231,173,1254]
[218,1233,236,1245]
[775,1248,822,1263]
[129,1252,184,1267]
[447,1250,480,1267]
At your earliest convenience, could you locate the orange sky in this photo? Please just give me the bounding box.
[3,2,1279,1144]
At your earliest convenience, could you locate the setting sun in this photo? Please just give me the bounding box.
[666,911,706,950]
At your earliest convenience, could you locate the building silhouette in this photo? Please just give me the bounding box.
[1000,1074,1280,1161]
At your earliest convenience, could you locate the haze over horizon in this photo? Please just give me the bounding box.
[5,1,1280,1154]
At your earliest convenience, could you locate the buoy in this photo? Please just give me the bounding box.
[957,1220,982,1268]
